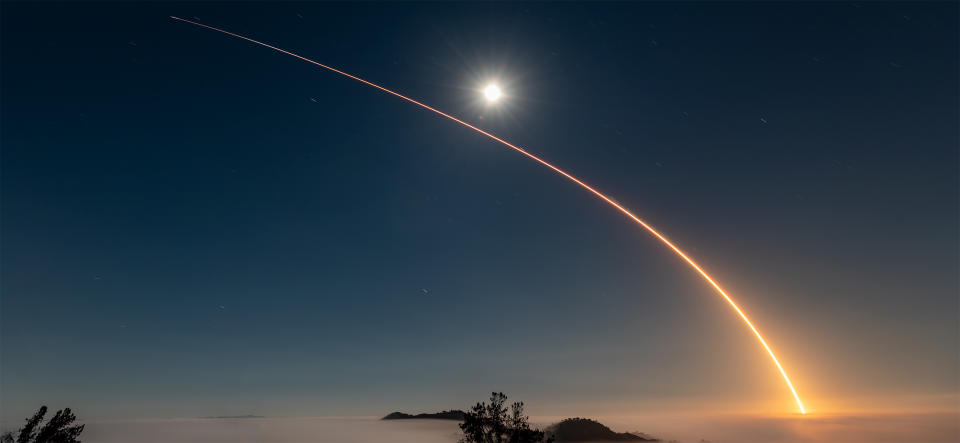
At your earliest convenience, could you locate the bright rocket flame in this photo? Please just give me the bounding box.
[171,16,807,414]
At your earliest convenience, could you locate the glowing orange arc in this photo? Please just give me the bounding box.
[171,16,807,414]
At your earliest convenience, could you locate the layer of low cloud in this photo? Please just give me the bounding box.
[26,412,956,443]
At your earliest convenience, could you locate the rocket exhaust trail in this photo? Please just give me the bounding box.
[171,16,807,414]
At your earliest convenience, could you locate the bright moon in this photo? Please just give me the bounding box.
[483,84,502,102]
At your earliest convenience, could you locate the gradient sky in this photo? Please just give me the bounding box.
[2,2,957,422]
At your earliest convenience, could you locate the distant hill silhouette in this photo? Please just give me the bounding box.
[200,415,264,419]
[546,418,658,441]
[382,410,466,420]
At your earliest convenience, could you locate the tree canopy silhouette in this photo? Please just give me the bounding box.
[459,392,553,443]
[0,406,84,443]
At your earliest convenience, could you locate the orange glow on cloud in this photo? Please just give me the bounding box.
[171,16,808,414]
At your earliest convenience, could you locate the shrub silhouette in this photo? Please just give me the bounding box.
[459,392,553,443]
[0,406,84,443]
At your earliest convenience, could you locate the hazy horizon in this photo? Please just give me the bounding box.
[3,413,955,443]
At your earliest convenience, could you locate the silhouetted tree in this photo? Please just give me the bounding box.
[459,392,553,443]
[0,406,84,443]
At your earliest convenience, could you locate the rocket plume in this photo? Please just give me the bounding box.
[171,16,807,414]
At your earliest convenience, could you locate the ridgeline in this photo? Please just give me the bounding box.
[382,410,467,420]
[546,418,658,441]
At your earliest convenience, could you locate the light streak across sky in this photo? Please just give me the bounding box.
[170,15,807,414]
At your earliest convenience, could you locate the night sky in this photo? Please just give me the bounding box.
[2,2,957,421]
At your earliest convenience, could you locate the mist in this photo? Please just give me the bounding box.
[26,412,952,443]
[76,417,460,443]
[587,412,959,443]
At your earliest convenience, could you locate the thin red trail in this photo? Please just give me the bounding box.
[171,16,807,414]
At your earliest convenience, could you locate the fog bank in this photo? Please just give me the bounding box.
[20,412,957,443]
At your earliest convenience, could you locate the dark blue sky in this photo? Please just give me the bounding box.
[2,2,957,420]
